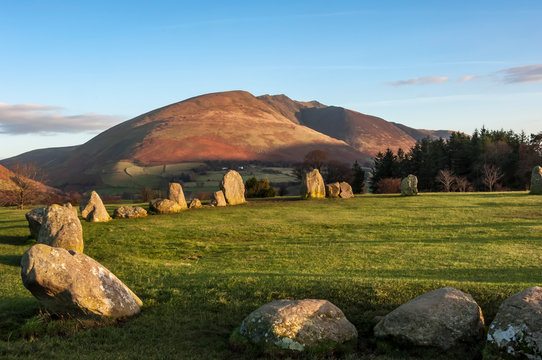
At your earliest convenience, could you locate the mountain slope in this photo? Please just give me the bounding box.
[259,95,418,155]
[391,122,455,141]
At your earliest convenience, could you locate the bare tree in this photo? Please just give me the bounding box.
[482,164,504,192]
[453,176,471,192]
[436,169,455,192]
[2,162,47,209]
[139,187,155,202]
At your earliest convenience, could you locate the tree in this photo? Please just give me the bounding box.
[303,150,328,171]
[453,176,471,192]
[245,177,276,198]
[436,169,455,192]
[324,160,353,183]
[482,164,504,192]
[352,161,366,194]
[1,162,47,209]
[139,187,155,202]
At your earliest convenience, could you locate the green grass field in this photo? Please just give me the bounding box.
[1,193,541,359]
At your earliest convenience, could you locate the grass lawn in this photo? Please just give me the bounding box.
[0,192,541,359]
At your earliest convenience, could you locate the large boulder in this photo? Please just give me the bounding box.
[220,170,246,205]
[374,287,484,351]
[25,207,45,239]
[239,299,357,352]
[300,169,326,199]
[113,206,147,219]
[21,244,142,318]
[80,191,111,222]
[149,199,182,214]
[211,190,227,207]
[401,174,418,196]
[487,286,542,358]
[25,203,77,239]
[530,166,542,195]
[189,198,202,209]
[326,182,340,198]
[38,204,84,253]
[168,182,188,209]
[339,182,354,199]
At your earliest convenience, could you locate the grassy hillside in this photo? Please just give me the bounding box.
[1,193,541,359]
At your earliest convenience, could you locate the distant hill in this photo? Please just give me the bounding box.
[390,122,454,142]
[1,90,456,189]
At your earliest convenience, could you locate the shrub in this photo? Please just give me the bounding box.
[375,178,402,194]
[245,177,276,198]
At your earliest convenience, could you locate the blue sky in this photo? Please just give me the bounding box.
[1,0,541,159]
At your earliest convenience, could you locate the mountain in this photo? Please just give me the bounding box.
[259,95,418,155]
[1,91,455,188]
[390,122,455,142]
[0,164,60,194]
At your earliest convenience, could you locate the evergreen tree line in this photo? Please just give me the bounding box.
[371,128,542,193]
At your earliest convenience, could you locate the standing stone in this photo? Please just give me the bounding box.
[239,299,357,352]
[339,182,354,199]
[374,287,484,351]
[220,170,246,205]
[326,182,340,198]
[530,166,542,195]
[401,174,418,196]
[487,286,542,358]
[25,207,46,239]
[168,182,188,209]
[21,244,142,318]
[25,203,77,239]
[189,198,202,209]
[149,199,182,214]
[38,204,84,253]
[300,169,326,199]
[80,191,111,222]
[113,206,147,219]
[211,191,227,207]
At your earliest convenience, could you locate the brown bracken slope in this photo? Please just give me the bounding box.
[1,90,454,187]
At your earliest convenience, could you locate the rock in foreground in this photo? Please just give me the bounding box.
[149,199,183,214]
[339,182,354,199]
[21,244,142,318]
[80,191,111,222]
[168,182,188,208]
[531,166,542,195]
[326,182,340,198]
[221,170,246,205]
[189,198,202,209]
[374,287,484,351]
[487,286,542,359]
[113,206,147,219]
[211,190,227,207]
[301,169,325,199]
[38,204,84,253]
[401,174,418,196]
[239,299,357,352]
[25,207,46,239]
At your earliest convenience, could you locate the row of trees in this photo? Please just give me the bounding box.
[371,128,542,193]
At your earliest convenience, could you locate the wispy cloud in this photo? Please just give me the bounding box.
[387,75,448,86]
[0,102,122,135]
[495,63,542,84]
[459,75,479,82]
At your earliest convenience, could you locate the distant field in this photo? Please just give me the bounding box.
[96,161,298,196]
[1,193,541,359]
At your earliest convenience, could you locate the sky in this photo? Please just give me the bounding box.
[1,0,541,159]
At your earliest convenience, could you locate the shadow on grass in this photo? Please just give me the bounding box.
[0,254,22,267]
[0,235,34,247]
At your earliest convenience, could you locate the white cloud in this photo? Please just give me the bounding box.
[387,75,448,86]
[496,63,542,84]
[0,102,123,135]
[459,75,479,82]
